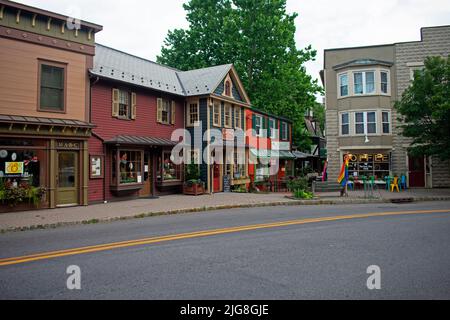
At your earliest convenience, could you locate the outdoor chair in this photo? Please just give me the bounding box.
[391,177,400,192]
[400,175,407,191]
[385,176,392,191]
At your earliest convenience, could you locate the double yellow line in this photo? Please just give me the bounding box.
[1,208,449,267]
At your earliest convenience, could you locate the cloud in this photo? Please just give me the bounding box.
[16,0,450,99]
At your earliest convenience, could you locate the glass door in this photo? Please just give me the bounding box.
[56,151,79,206]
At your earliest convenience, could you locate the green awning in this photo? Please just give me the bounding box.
[250,149,295,160]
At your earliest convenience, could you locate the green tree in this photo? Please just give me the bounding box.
[158,0,322,146]
[395,55,450,160]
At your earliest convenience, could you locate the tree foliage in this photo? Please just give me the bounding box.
[395,56,450,160]
[157,0,322,146]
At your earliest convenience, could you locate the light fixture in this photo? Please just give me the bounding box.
[365,135,370,144]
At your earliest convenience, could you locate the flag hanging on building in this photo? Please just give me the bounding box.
[337,155,349,187]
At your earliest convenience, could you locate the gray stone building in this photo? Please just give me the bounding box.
[322,25,450,188]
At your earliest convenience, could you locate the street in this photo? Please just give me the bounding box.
[1,201,450,299]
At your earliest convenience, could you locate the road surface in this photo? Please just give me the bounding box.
[1,201,450,299]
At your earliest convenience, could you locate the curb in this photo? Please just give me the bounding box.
[1,196,450,234]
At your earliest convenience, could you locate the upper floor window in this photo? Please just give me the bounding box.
[39,62,66,112]
[224,104,232,127]
[355,111,376,135]
[225,81,231,97]
[187,102,199,126]
[157,99,174,125]
[339,74,349,97]
[380,71,389,94]
[234,106,241,129]
[213,102,221,127]
[354,71,375,95]
[254,115,262,137]
[341,113,349,135]
[112,89,136,120]
[268,118,276,139]
[281,122,289,141]
[382,111,390,134]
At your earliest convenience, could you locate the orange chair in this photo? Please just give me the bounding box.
[390,177,400,192]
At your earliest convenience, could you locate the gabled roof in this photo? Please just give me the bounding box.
[91,44,250,103]
[178,64,232,96]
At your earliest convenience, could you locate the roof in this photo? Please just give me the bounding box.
[0,114,95,128]
[91,44,234,98]
[104,135,178,147]
[0,0,103,32]
[292,151,316,159]
[333,59,393,71]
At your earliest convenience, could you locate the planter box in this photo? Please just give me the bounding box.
[183,183,205,196]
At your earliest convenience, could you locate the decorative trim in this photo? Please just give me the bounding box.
[31,13,37,27]
[16,9,20,23]
[46,17,52,31]
[0,26,96,55]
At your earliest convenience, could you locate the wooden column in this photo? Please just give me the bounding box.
[49,139,56,208]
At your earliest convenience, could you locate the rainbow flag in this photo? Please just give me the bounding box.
[337,155,349,187]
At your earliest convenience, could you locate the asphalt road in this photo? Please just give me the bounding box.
[1,201,450,299]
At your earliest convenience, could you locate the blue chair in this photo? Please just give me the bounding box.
[347,181,354,190]
[400,175,407,191]
[385,176,391,191]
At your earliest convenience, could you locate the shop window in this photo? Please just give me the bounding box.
[112,150,143,185]
[347,153,390,179]
[0,148,45,188]
[39,62,65,112]
[159,151,182,182]
[234,151,246,179]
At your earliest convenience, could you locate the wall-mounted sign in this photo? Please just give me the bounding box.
[90,155,103,179]
[57,141,81,150]
[5,162,24,174]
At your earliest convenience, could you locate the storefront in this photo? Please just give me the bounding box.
[0,116,93,211]
[345,152,391,179]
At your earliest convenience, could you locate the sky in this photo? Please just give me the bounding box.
[16,0,450,99]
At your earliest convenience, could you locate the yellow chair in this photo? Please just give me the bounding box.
[390,177,400,192]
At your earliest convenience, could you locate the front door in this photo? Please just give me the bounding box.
[139,153,152,197]
[409,156,425,187]
[56,151,79,206]
[213,163,221,192]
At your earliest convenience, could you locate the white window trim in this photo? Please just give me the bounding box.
[382,110,391,135]
[234,106,241,129]
[224,104,232,128]
[255,115,263,137]
[338,72,349,98]
[354,111,377,136]
[186,101,200,127]
[353,70,376,95]
[268,118,276,139]
[212,102,221,127]
[281,122,289,141]
[380,69,391,96]
[340,112,350,136]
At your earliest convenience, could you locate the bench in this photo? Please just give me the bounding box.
[312,181,344,193]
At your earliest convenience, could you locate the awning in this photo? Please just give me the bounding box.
[105,135,178,147]
[0,114,95,128]
[292,151,317,159]
[250,149,295,159]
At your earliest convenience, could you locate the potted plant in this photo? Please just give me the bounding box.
[183,164,205,196]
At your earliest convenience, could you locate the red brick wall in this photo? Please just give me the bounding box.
[88,79,185,203]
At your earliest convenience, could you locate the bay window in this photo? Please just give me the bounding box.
[354,71,375,95]
[355,111,377,135]
[382,111,391,134]
[355,112,365,134]
[381,71,389,94]
[341,113,349,135]
[339,73,349,97]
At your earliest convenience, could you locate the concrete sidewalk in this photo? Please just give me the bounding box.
[1,189,450,232]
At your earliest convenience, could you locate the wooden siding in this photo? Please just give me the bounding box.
[0,37,88,121]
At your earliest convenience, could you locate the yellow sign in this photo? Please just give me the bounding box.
[5,162,24,174]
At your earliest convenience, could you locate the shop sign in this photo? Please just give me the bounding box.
[5,162,24,174]
[57,141,81,150]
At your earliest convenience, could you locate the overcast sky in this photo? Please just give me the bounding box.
[17,0,450,95]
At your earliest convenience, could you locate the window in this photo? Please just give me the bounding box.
[234,151,246,179]
[382,111,390,134]
[355,112,365,134]
[347,153,390,179]
[112,150,142,185]
[255,115,262,136]
[367,111,376,134]
[187,103,199,126]
[160,151,182,182]
[281,122,288,140]
[341,113,349,135]
[161,99,171,124]
[118,90,130,118]
[355,111,377,135]
[381,71,389,94]
[39,62,65,112]
[268,119,276,139]
[339,73,349,97]
[225,81,231,96]
[213,102,221,127]
[234,106,241,129]
[354,71,375,95]
[224,104,232,127]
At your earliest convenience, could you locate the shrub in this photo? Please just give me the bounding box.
[293,189,314,200]
[287,177,309,192]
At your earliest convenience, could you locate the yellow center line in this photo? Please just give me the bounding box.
[1,208,449,267]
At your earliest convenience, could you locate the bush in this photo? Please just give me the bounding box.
[287,177,309,192]
[185,163,200,181]
[293,189,314,200]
